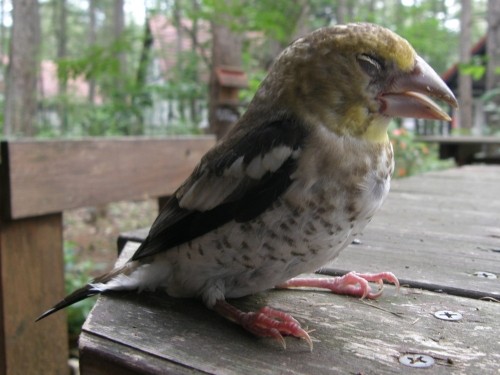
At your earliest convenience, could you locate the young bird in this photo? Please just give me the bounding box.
[38,23,457,349]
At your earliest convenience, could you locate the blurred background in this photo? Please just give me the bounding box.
[1,0,496,140]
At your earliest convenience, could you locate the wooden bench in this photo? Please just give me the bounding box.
[0,136,215,375]
[416,135,500,165]
[79,165,500,374]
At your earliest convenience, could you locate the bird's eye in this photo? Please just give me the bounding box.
[357,54,383,77]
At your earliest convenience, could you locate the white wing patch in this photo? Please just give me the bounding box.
[179,146,299,211]
[246,146,294,179]
[223,156,244,177]
[179,169,241,211]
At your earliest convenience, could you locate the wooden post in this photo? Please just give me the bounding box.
[0,214,68,375]
[0,137,215,374]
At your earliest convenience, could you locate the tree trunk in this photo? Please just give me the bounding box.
[336,0,347,24]
[3,0,41,137]
[88,0,97,104]
[113,0,126,85]
[292,0,311,39]
[173,0,183,60]
[208,21,242,139]
[458,0,473,132]
[486,0,500,131]
[189,0,201,124]
[56,0,68,134]
[133,15,154,133]
[0,0,5,60]
[112,0,129,134]
[172,0,186,123]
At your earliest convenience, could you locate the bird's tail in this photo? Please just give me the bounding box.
[35,284,100,321]
[36,262,139,322]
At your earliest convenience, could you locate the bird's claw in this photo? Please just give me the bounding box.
[214,300,313,350]
[241,306,313,351]
[278,271,399,300]
[352,271,400,298]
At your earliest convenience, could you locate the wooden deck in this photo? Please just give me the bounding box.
[416,135,500,165]
[79,165,500,374]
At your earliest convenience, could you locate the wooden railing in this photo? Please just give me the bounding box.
[0,136,215,375]
[416,135,500,165]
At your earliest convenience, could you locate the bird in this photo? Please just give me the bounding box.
[37,23,457,350]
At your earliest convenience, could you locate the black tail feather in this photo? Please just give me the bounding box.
[35,284,100,322]
[36,262,138,322]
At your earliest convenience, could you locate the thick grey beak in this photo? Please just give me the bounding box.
[380,55,458,121]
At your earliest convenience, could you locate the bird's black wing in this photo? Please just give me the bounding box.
[131,116,308,261]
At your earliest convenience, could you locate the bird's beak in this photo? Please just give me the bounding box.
[379,55,458,121]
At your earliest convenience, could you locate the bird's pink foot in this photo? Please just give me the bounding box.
[278,271,399,299]
[213,300,312,350]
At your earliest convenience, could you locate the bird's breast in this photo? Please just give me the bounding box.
[156,134,393,303]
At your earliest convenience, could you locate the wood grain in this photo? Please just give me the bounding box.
[416,137,500,165]
[82,243,500,374]
[416,135,500,144]
[329,165,500,299]
[82,166,500,374]
[79,333,200,375]
[83,289,499,374]
[1,136,215,219]
[0,214,68,375]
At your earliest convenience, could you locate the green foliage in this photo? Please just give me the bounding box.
[238,68,266,104]
[459,55,487,80]
[64,241,99,340]
[161,49,206,100]
[52,29,151,135]
[9,0,484,138]
[201,0,303,42]
[45,18,207,137]
[390,124,455,178]
[460,56,500,133]
[481,87,500,102]
[397,18,458,75]
[39,0,88,60]
[481,88,500,134]
[458,54,500,135]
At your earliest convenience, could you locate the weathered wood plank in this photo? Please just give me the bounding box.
[0,137,215,219]
[82,242,500,374]
[326,229,499,299]
[0,214,68,375]
[416,137,500,164]
[328,165,500,299]
[79,333,201,375]
[84,166,500,374]
[419,164,500,179]
[416,135,500,144]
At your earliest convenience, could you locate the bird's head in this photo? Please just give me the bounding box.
[258,23,458,143]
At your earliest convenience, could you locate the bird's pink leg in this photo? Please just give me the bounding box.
[213,299,312,350]
[277,271,399,299]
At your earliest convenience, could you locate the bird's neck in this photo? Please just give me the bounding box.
[360,117,391,144]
